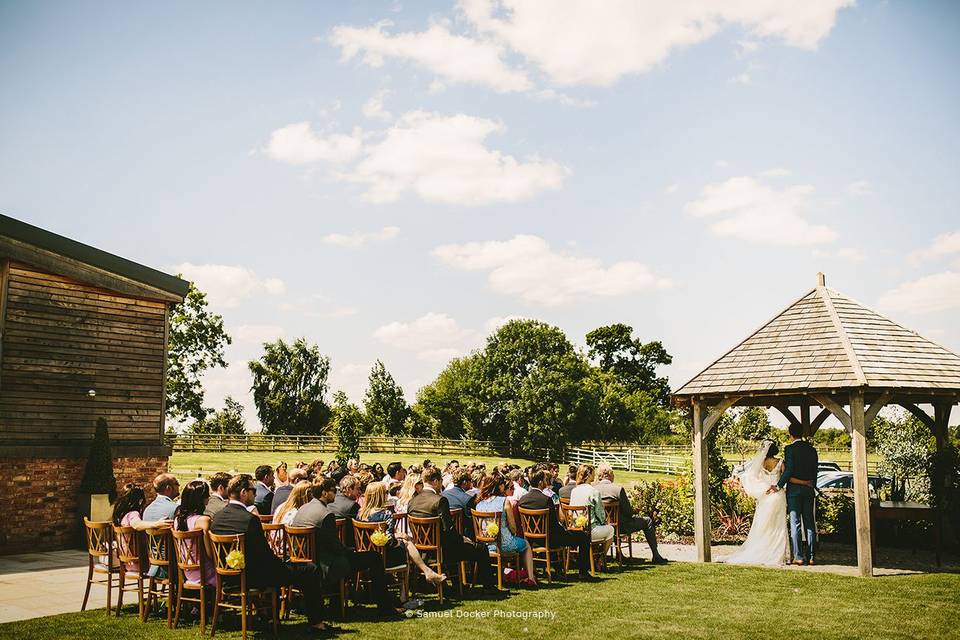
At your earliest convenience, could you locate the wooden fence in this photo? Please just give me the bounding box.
[168,433,506,457]
[567,446,686,475]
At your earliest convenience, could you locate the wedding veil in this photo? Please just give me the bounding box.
[737,440,776,499]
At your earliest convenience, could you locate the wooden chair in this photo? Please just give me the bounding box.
[392,511,408,536]
[113,524,146,619]
[145,527,176,627]
[81,518,119,615]
[208,532,278,640]
[559,497,570,506]
[352,519,409,602]
[561,504,605,576]
[171,528,209,634]
[285,526,346,619]
[471,510,520,592]
[261,523,287,560]
[448,508,470,593]
[603,499,630,566]
[518,507,565,583]
[407,516,445,603]
[257,514,273,524]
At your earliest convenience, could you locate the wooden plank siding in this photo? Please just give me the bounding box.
[0,262,167,443]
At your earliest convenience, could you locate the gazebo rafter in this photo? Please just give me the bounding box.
[673,273,960,576]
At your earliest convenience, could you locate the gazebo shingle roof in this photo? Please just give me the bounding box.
[674,284,960,397]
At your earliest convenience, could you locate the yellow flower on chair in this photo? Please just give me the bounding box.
[485,522,500,537]
[370,530,390,547]
[226,549,245,570]
[574,515,588,529]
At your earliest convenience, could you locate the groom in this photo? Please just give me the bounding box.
[767,423,818,565]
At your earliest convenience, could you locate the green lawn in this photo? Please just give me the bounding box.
[167,452,669,485]
[3,561,957,639]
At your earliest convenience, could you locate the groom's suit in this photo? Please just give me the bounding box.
[777,440,818,562]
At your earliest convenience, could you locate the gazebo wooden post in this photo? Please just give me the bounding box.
[691,399,711,562]
[800,401,812,438]
[849,390,873,577]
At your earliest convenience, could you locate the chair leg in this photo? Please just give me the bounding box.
[339,580,346,619]
[240,592,247,640]
[211,584,221,637]
[82,560,93,611]
[172,583,183,629]
[116,569,125,617]
[272,588,279,638]
[496,556,503,591]
[166,583,173,628]
[199,586,207,636]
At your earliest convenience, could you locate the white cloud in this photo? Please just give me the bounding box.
[878,272,960,314]
[837,247,866,263]
[433,234,671,306]
[329,362,372,403]
[198,362,256,431]
[684,175,837,246]
[374,312,473,352]
[461,0,852,86]
[265,122,363,165]
[483,315,530,334]
[173,263,286,309]
[665,183,679,195]
[417,347,462,363]
[730,72,752,85]
[759,167,791,177]
[340,110,569,205]
[362,89,393,121]
[737,39,760,56]
[330,306,359,318]
[330,21,531,92]
[322,225,400,248]
[232,324,286,345]
[846,179,874,196]
[910,231,960,264]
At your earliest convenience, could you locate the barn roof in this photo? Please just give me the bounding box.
[673,276,960,399]
[1,213,189,299]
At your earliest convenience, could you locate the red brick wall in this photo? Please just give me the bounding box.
[0,455,168,554]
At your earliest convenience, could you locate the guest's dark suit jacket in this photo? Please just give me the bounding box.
[558,483,575,500]
[205,494,227,518]
[407,488,461,550]
[210,502,286,587]
[517,487,567,542]
[328,494,360,547]
[440,485,476,537]
[255,482,274,516]
[271,484,293,514]
[778,440,819,497]
[291,498,349,583]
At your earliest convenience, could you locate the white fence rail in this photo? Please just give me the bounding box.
[567,447,685,476]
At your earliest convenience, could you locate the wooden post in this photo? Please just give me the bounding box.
[849,390,873,577]
[800,401,811,438]
[692,400,711,563]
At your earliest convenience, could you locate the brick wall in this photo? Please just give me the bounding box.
[0,455,168,554]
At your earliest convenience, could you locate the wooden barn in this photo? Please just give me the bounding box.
[0,214,188,552]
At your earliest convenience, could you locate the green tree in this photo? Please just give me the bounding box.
[189,396,246,435]
[414,355,485,439]
[715,407,773,456]
[585,323,673,406]
[166,282,232,425]
[332,391,363,465]
[363,360,410,436]
[248,338,331,435]
[876,411,933,500]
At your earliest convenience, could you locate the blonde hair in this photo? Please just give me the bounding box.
[358,482,387,521]
[273,481,312,524]
[575,464,595,485]
[396,472,422,511]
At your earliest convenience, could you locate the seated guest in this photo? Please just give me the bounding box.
[441,460,459,489]
[273,481,313,526]
[386,481,401,507]
[330,474,362,546]
[517,469,597,581]
[346,459,360,475]
[508,468,528,500]
[383,461,406,485]
[372,463,385,483]
[441,468,476,537]
[538,465,559,503]
[467,469,485,497]
[272,468,308,514]
[144,473,180,521]
[293,479,404,617]
[475,475,536,588]
[550,463,562,494]
[570,464,614,556]
[205,472,231,517]
[173,480,217,587]
[558,464,578,500]
[354,471,375,508]
[210,474,330,632]
[408,468,494,590]
[275,462,289,487]
[394,473,422,514]
[254,464,275,515]
[594,464,667,564]
[112,483,172,572]
[358,482,446,586]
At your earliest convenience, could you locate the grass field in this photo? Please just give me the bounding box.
[2,561,956,639]
[167,452,669,486]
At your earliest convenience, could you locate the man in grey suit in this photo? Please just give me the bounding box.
[204,471,231,517]
[328,474,361,547]
[594,464,667,564]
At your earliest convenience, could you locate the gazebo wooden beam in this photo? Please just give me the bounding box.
[849,390,874,577]
[691,400,711,563]
[811,393,852,432]
[810,407,832,433]
[771,402,802,430]
[702,396,743,435]
[864,391,893,427]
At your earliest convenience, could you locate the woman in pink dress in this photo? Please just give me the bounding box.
[111,483,172,571]
[172,480,217,587]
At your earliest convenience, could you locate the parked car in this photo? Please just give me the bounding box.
[816,471,891,498]
[818,461,842,473]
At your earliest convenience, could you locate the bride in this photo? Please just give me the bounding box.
[723,440,788,566]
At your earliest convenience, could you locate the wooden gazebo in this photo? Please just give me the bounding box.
[673,273,960,576]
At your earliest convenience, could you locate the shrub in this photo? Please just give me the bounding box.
[928,444,960,543]
[79,418,117,501]
[816,490,854,541]
[715,478,756,537]
[628,476,695,538]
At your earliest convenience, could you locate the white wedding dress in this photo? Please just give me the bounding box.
[723,442,788,567]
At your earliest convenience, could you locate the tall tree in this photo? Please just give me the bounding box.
[585,323,672,406]
[414,355,484,439]
[332,391,363,465]
[715,407,773,456]
[189,396,246,435]
[248,338,331,435]
[364,360,410,436]
[166,282,232,425]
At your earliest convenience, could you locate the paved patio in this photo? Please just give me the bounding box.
[0,542,955,624]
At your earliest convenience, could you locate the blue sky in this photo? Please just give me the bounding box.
[2,1,959,430]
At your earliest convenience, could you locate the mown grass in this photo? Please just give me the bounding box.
[2,561,957,639]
